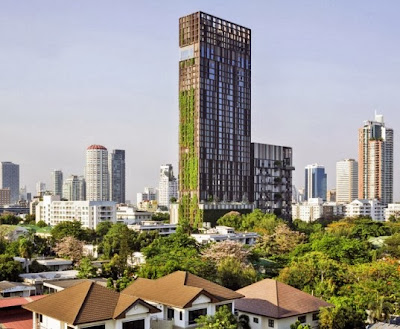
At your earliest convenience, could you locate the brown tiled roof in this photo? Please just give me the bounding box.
[23,281,159,325]
[122,271,243,308]
[235,279,332,319]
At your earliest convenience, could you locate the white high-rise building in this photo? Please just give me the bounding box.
[63,175,86,201]
[358,113,393,206]
[51,170,63,198]
[85,145,109,201]
[336,159,358,204]
[158,164,178,208]
[0,162,19,203]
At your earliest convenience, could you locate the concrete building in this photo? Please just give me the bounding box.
[336,159,358,204]
[109,149,126,204]
[345,199,385,221]
[128,221,177,236]
[36,195,116,229]
[327,189,336,202]
[137,187,157,207]
[292,198,344,222]
[51,170,63,198]
[179,12,252,225]
[85,144,109,201]
[191,226,258,245]
[359,113,393,206]
[158,164,178,208]
[304,164,327,201]
[116,205,152,224]
[0,188,11,206]
[385,203,400,221]
[0,162,19,204]
[250,143,294,220]
[62,175,86,201]
[36,182,46,196]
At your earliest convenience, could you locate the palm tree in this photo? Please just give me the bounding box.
[19,238,34,273]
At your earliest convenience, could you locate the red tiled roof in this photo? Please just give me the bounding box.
[236,279,332,319]
[0,308,33,329]
[87,145,107,150]
[0,295,45,309]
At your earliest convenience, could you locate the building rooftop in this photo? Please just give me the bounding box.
[23,281,159,325]
[87,144,107,150]
[236,279,332,319]
[122,271,243,309]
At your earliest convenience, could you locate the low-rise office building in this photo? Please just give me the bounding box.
[127,221,177,236]
[36,195,116,229]
[116,205,152,224]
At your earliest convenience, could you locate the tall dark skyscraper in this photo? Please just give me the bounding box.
[109,149,126,204]
[0,162,20,204]
[179,12,251,225]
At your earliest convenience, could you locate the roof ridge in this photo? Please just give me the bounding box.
[73,281,94,325]
[275,280,281,318]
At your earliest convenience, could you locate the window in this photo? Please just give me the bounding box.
[216,303,232,312]
[38,314,43,323]
[312,313,319,321]
[253,317,259,323]
[180,311,183,321]
[167,308,174,320]
[122,320,144,329]
[298,315,306,323]
[268,319,274,327]
[189,308,207,324]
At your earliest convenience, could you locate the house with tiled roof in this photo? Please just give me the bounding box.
[235,279,332,329]
[23,281,160,329]
[122,271,244,328]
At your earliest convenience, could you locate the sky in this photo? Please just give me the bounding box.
[1,0,400,202]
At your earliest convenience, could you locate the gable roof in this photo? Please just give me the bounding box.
[122,271,243,309]
[23,281,159,325]
[235,279,332,319]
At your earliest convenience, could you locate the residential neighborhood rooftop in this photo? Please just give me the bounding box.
[122,270,244,308]
[235,279,332,319]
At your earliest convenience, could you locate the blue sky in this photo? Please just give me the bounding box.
[1,0,400,201]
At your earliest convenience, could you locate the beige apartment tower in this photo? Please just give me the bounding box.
[336,159,358,203]
[358,114,393,206]
[85,145,109,201]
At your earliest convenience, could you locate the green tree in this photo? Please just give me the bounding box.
[51,221,86,241]
[24,214,36,225]
[100,223,135,262]
[382,233,400,258]
[290,321,311,329]
[138,233,216,280]
[217,211,242,230]
[95,221,113,238]
[19,237,34,273]
[0,214,20,225]
[36,220,47,228]
[196,305,237,329]
[0,254,23,281]
[217,257,257,290]
[77,257,97,279]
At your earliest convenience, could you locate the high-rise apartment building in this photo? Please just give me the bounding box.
[109,150,126,204]
[250,143,294,219]
[0,188,11,206]
[358,113,393,205]
[304,164,327,201]
[0,162,19,203]
[85,145,109,201]
[63,175,86,201]
[51,169,63,198]
[336,159,358,204]
[158,164,178,208]
[36,182,47,196]
[179,12,251,224]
